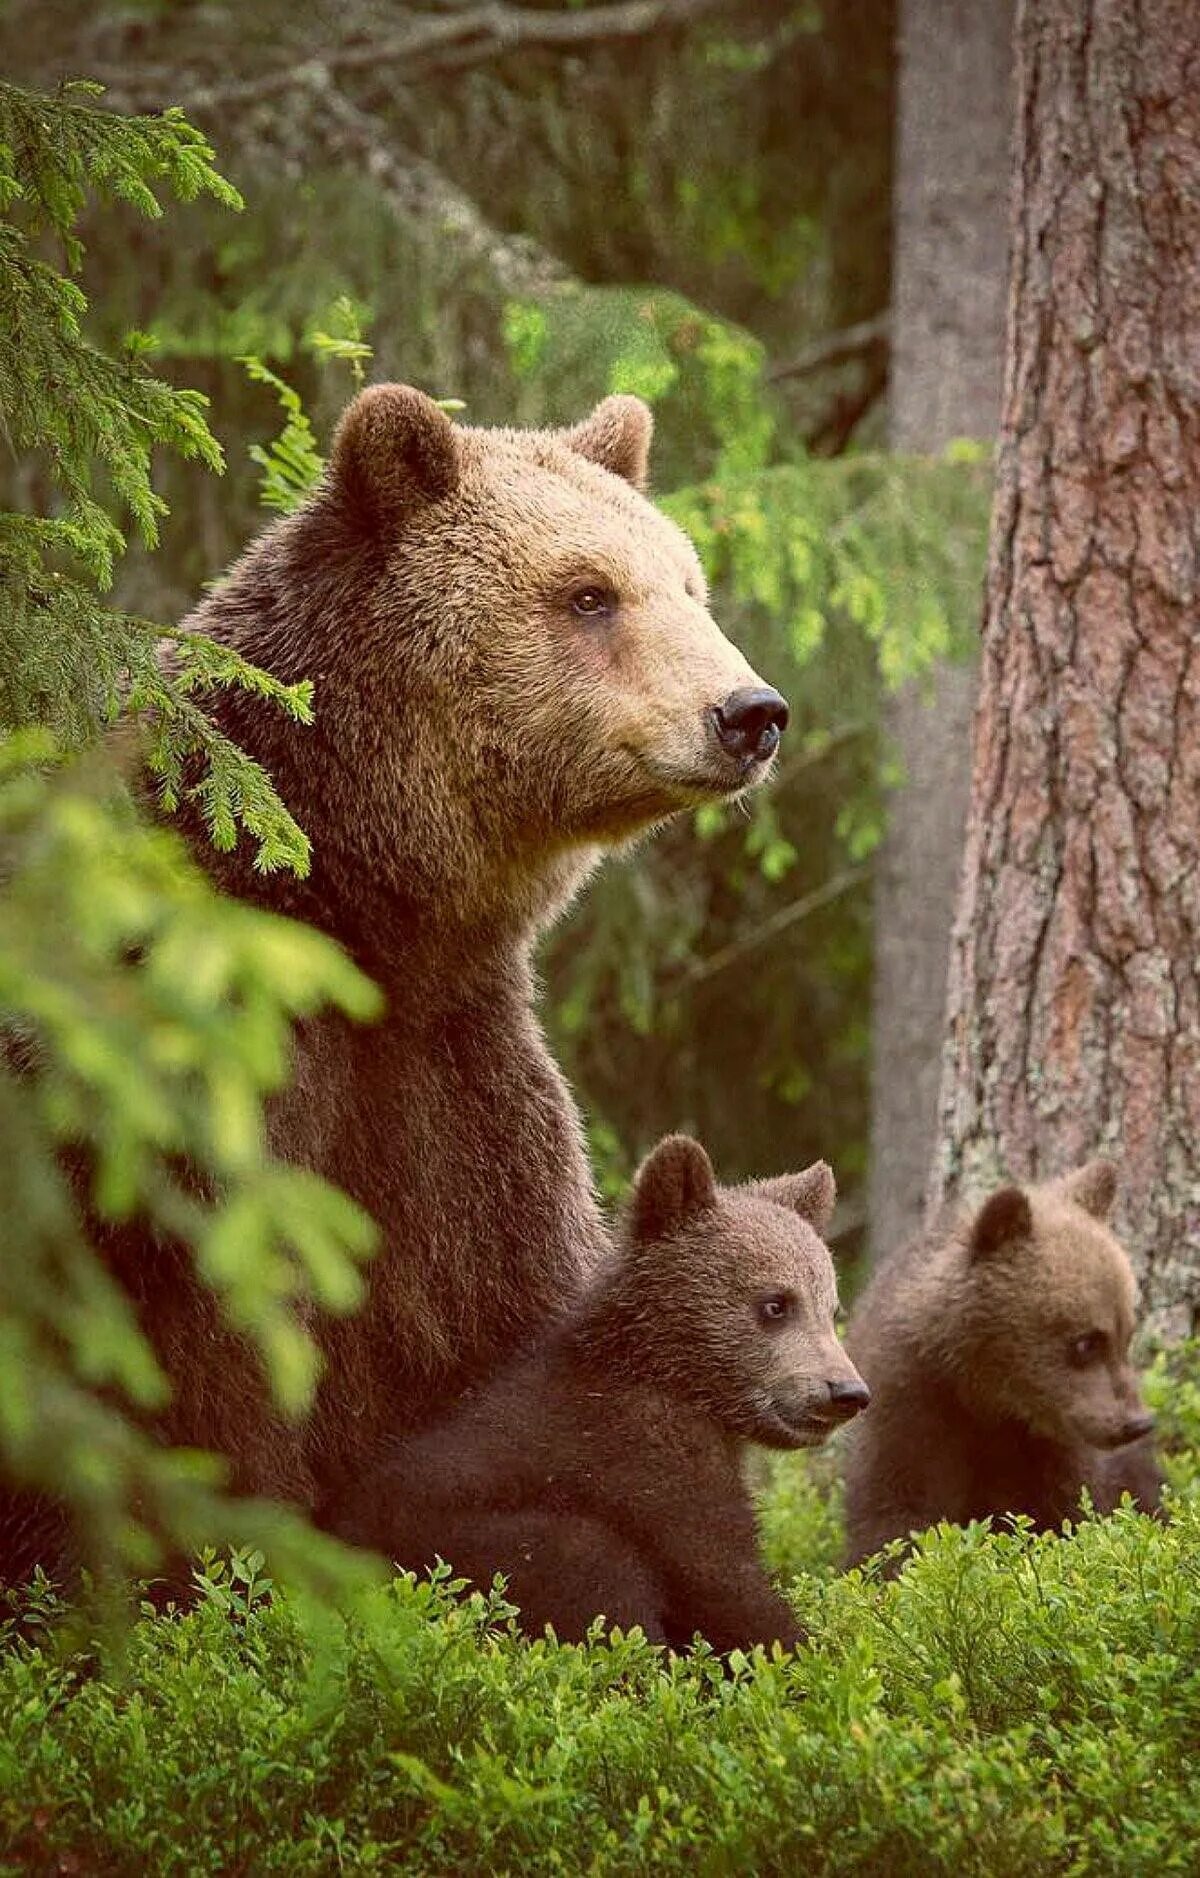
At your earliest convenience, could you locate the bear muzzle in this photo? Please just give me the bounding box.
[823,1376,872,1420]
[710,687,790,767]
[768,1376,871,1444]
[1114,1409,1156,1447]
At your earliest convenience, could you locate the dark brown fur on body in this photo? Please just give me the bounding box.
[184,390,778,1495]
[843,1161,1163,1566]
[1,388,788,1584]
[329,1138,869,1649]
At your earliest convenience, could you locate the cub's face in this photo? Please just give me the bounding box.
[958,1167,1155,1454]
[627,1139,869,1450]
[330,387,787,849]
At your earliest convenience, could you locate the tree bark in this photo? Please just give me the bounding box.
[931,0,1200,1341]
[869,0,1013,1259]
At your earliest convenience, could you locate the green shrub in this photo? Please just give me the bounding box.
[1,1420,1196,1876]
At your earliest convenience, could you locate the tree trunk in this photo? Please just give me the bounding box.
[869,0,1013,1259]
[931,0,1200,1341]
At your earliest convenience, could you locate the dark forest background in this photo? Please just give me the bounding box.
[1,0,992,1259]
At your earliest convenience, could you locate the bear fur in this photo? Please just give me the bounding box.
[328,1136,870,1649]
[0,386,786,1584]
[842,1160,1163,1566]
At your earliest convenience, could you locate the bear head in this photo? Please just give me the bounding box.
[945,1160,1155,1453]
[584,1135,869,1450]
[315,386,786,915]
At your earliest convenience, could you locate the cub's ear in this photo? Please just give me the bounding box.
[969,1185,1034,1260]
[631,1135,717,1244]
[754,1161,837,1235]
[563,394,653,490]
[1061,1158,1117,1221]
[330,384,460,528]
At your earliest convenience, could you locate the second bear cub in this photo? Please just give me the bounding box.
[333,1136,868,1649]
[843,1160,1163,1566]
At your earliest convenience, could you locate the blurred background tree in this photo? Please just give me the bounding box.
[932,0,1200,1339]
[868,0,1012,1262]
[1,0,992,1309]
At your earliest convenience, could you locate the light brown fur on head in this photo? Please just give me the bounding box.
[217,383,778,944]
[893,1160,1150,1452]
[581,1137,868,1450]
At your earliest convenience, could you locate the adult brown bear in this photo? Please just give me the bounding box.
[24,387,788,1554]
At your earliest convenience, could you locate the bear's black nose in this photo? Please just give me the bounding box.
[713,686,790,762]
[825,1378,871,1419]
[1121,1410,1155,1443]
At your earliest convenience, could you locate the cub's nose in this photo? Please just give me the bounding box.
[713,686,790,762]
[825,1378,871,1420]
[1121,1410,1156,1443]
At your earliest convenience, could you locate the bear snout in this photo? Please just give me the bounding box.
[711,686,790,765]
[1116,1409,1156,1446]
[771,1376,870,1434]
[824,1376,871,1421]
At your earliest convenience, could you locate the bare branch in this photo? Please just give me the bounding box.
[680,866,869,991]
[769,314,890,385]
[770,720,870,790]
[310,79,577,300]
[95,0,729,116]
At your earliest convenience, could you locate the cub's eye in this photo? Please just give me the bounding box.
[757,1291,795,1328]
[1067,1329,1107,1367]
[569,584,616,620]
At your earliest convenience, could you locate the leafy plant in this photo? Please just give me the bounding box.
[1,1439,1195,1875]
[0,83,382,1581]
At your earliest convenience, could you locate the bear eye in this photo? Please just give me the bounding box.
[1068,1329,1107,1367]
[757,1291,795,1328]
[569,583,616,621]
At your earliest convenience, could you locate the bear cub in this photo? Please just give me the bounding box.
[332,1136,868,1649]
[843,1159,1163,1566]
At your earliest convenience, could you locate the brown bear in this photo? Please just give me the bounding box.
[328,1136,870,1649]
[842,1160,1163,1566]
[0,387,791,1584]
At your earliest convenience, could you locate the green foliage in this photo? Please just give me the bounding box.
[0,86,385,1582]
[0,80,233,575]
[240,356,325,517]
[757,1446,847,1583]
[0,79,313,870]
[1143,1337,1200,1492]
[0,741,380,1573]
[665,452,990,683]
[1,1468,1196,1873]
[240,299,375,517]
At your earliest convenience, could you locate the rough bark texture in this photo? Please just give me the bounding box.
[932,0,1200,1341]
[869,0,1013,1259]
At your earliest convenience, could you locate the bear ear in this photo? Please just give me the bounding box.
[563,395,653,490]
[755,1161,837,1235]
[1061,1158,1117,1221]
[330,384,460,528]
[969,1186,1034,1260]
[631,1135,717,1244]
